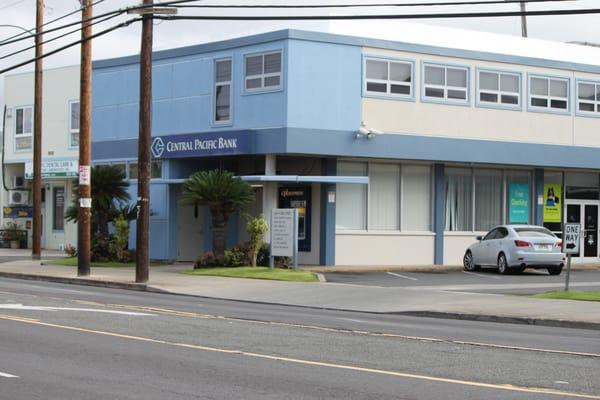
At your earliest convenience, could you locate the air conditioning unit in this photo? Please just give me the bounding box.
[13,176,24,188]
[8,190,30,206]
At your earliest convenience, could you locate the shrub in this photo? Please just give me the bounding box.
[64,244,78,257]
[246,215,268,267]
[113,214,130,262]
[223,246,245,267]
[91,234,118,262]
[195,251,221,269]
[256,243,270,266]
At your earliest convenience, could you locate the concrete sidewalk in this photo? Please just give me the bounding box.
[0,258,599,330]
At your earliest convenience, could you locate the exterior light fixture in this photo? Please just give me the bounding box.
[355,121,383,140]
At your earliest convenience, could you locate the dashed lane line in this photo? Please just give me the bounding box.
[462,271,502,280]
[386,272,419,281]
[0,371,19,378]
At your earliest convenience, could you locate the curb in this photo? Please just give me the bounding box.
[0,271,597,331]
[394,310,600,331]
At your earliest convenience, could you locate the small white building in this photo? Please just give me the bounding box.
[1,65,79,251]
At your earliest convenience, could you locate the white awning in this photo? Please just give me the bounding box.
[239,175,368,184]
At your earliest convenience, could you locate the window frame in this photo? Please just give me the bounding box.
[475,68,522,111]
[527,73,571,115]
[127,159,163,180]
[68,99,80,148]
[575,79,600,118]
[362,55,415,101]
[14,104,34,152]
[243,49,283,94]
[421,61,471,106]
[212,56,233,126]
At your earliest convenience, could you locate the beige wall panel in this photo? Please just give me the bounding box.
[335,233,434,266]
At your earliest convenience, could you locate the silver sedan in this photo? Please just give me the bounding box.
[463,225,565,275]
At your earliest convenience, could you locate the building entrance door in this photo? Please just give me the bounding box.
[177,204,204,262]
[565,201,599,262]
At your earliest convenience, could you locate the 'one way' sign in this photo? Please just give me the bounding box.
[562,223,581,254]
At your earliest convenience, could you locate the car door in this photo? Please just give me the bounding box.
[474,229,498,266]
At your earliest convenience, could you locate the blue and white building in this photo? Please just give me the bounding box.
[91,23,600,266]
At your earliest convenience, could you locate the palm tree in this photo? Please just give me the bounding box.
[66,165,131,238]
[181,169,255,259]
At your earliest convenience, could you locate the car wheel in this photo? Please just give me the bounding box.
[497,253,509,275]
[463,251,479,271]
[547,266,563,275]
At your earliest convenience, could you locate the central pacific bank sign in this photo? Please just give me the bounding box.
[151,131,249,159]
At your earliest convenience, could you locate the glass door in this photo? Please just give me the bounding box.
[565,202,600,261]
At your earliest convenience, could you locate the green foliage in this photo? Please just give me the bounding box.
[113,214,130,262]
[181,169,255,258]
[2,220,21,241]
[91,235,119,262]
[64,244,78,257]
[195,251,221,269]
[246,215,269,267]
[65,165,131,237]
[223,246,245,267]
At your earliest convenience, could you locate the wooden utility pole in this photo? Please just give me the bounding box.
[77,0,93,276]
[135,0,154,283]
[32,0,43,260]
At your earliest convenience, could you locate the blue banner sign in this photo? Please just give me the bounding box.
[3,206,33,219]
[151,131,249,159]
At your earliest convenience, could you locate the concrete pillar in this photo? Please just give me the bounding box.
[320,158,336,266]
[434,164,445,265]
[263,154,278,242]
[534,168,544,226]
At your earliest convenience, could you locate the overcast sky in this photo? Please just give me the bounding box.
[1,0,599,120]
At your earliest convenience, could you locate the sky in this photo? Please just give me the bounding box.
[1,0,600,123]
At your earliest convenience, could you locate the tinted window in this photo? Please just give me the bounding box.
[497,227,509,238]
[514,227,555,238]
[483,229,498,241]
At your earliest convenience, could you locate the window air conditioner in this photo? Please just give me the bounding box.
[8,190,30,206]
[13,176,24,188]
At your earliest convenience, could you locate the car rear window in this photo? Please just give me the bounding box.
[514,228,555,238]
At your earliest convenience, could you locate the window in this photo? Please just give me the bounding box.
[474,169,502,231]
[369,163,400,230]
[245,51,282,91]
[364,58,412,97]
[15,106,33,150]
[478,70,520,107]
[577,81,600,114]
[423,64,468,102]
[529,76,569,111]
[53,187,65,231]
[214,59,232,123]
[128,160,162,180]
[445,168,473,231]
[402,165,431,231]
[70,101,80,147]
[336,162,367,230]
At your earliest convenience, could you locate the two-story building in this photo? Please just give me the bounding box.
[2,65,79,250]
[91,25,600,266]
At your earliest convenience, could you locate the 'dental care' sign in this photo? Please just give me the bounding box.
[151,131,250,159]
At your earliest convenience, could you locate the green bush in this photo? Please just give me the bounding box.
[195,251,221,269]
[246,215,269,267]
[223,246,245,267]
[113,214,130,262]
[91,235,119,262]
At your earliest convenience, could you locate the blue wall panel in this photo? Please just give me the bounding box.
[286,39,361,131]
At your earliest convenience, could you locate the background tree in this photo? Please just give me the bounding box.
[181,169,255,259]
[66,165,131,238]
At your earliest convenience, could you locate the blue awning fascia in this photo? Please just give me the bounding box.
[240,175,368,184]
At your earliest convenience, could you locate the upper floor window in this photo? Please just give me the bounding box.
[69,101,80,147]
[244,51,282,92]
[423,63,469,103]
[364,58,413,98]
[577,81,600,114]
[478,70,520,108]
[15,106,33,150]
[214,58,232,123]
[529,75,569,112]
[128,160,163,180]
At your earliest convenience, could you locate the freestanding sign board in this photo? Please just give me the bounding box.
[270,209,299,270]
[562,223,581,291]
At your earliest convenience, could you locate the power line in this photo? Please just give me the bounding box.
[154,7,600,20]
[172,0,579,9]
[0,0,106,45]
[0,12,122,62]
[0,17,141,75]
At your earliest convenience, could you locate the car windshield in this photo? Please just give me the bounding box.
[514,227,555,238]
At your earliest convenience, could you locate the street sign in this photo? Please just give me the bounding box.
[562,223,581,254]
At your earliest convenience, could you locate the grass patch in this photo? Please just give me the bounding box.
[532,291,600,302]
[46,257,163,268]
[182,267,318,282]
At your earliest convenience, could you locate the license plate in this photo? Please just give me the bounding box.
[535,244,552,251]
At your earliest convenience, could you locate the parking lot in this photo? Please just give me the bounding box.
[324,269,600,295]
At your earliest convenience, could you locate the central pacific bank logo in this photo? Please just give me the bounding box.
[151,137,165,158]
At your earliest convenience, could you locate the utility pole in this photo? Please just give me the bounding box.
[77,0,93,276]
[519,1,528,38]
[32,0,43,260]
[130,1,176,283]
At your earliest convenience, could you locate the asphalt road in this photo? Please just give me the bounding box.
[324,269,600,294]
[1,277,599,399]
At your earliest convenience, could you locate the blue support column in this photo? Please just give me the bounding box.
[320,158,336,266]
[535,168,544,226]
[434,164,445,265]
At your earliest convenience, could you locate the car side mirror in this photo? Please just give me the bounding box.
[476,235,483,241]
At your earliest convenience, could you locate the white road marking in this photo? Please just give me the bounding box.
[386,272,418,281]
[462,271,502,280]
[0,304,153,316]
[556,381,570,385]
[0,371,19,378]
